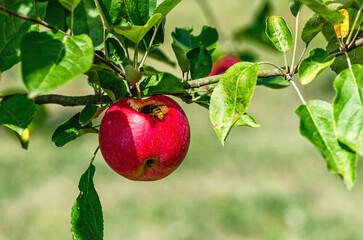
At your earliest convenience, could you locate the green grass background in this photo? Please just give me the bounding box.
[1,0,363,239]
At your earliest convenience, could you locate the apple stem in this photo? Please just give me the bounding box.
[135,83,142,99]
[90,146,100,165]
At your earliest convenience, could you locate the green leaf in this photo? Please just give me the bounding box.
[45,0,69,32]
[290,0,303,17]
[52,113,82,147]
[298,0,344,25]
[266,16,293,52]
[140,72,187,97]
[187,46,212,79]
[301,14,328,45]
[333,64,363,156]
[295,100,357,190]
[171,43,190,73]
[52,113,97,147]
[299,48,335,85]
[69,0,104,49]
[113,13,162,44]
[21,31,94,97]
[97,0,122,26]
[98,71,128,101]
[79,103,99,126]
[0,95,36,135]
[171,26,218,54]
[106,38,127,66]
[322,25,337,42]
[125,65,143,84]
[209,62,259,145]
[234,113,260,128]
[0,1,45,73]
[257,76,290,89]
[123,0,149,25]
[326,35,363,73]
[71,164,103,240]
[57,0,81,11]
[124,0,181,26]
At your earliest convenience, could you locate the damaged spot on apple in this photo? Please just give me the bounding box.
[145,159,155,168]
[127,98,170,121]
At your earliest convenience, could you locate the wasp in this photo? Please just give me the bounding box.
[141,104,165,121]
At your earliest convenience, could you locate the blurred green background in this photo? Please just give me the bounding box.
[1,0,363,239]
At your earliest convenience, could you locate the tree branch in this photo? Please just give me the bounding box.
[0,5,126,79]
[33,94,112,106]
[329,34,363,56]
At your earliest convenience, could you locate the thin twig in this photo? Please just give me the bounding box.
[290,81,306,105]
[90,146,100,165]
[348,25,362,49]
[346,4,363,45]
[34,0,40,20]
[139,26,158,69]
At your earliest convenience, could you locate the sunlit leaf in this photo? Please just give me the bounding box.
[299,48,335,85]
[113,13,162,44]
[298,0,344,25]
[266,16,293,52]
[209,62,259,145]
[333,64,363,156]
[296,100,357,190]
[234,113,260,128]
[21,31,94,97]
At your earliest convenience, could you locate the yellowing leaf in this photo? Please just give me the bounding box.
[334,9,349,38]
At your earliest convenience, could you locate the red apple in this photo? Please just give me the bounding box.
[209,55,241,76]
[99,95,190,181]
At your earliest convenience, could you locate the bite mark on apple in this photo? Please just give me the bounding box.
[127,98,170,115]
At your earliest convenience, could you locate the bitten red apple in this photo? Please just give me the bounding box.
[209,55,240,76]
[99,95,190,181]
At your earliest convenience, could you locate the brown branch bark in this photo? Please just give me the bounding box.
[33,94,112,106]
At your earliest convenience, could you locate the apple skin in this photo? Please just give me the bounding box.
[99,95,190,181]
[209,55,240,76]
